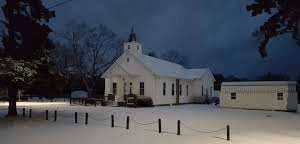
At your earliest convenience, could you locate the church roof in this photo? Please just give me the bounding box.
[136,54,210,80]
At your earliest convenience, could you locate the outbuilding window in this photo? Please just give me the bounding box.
[277,93,283,100]
[230,92,236,100]
[140,82,144,96]
[163,82,166,96]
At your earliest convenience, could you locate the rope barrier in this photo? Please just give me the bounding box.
[181,121,226,134]
[89,114,111,122]
[132,118,157,126]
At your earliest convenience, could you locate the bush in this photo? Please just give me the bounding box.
[118,102,126,106]
[136,96,153,107]
[85,98,97,106]
[0,96,9,101]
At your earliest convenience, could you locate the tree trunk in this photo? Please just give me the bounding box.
[7,87,18,117]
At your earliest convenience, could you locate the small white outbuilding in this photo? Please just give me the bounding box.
[220,81,298,111]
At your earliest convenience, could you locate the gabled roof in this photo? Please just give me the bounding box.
[135,54,211,80]
[222,81,297,86]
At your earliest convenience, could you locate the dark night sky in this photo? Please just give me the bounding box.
[50,0,299,79]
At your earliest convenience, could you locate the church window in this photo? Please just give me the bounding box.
[113,83,117,95]
[179,84,182,96]
[129,82,132,94]
[186,85,189,96]
[140,82,144,96]
[172,83,175,96]
[163,82,166,96]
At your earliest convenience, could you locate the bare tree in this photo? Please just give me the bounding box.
[161,49,188,66]
[55,20,122,97]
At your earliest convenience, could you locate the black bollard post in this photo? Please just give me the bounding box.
[29,109,32,118]
[177,120,181,135]
[85,113,88,125]
[158,118,162,133]
[126,116,130,130]
[111,115,114,128]
[54,110,57,121]
[75,112,78,124]
[22,108,25,117]
[227,125,230,141]
[45,110,49,120]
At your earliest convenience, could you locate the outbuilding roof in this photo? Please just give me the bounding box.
[222,81,297,86]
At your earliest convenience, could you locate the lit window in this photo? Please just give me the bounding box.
[230,92,236,100]
[163,82,166,96]
[277,93,283,100]
[140,82,144,96]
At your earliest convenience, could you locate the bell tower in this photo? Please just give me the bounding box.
[123,27,142,55]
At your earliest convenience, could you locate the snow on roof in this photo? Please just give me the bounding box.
[136,54,209,79]
[222,81,297,86]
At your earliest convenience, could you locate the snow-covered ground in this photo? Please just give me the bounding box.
[0,102,299,144]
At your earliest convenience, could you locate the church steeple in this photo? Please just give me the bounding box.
[124,27,142,55]
[128,27,138,42]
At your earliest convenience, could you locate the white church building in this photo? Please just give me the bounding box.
[101,29,215,105]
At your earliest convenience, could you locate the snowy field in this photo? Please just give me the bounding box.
[0,102,299,144]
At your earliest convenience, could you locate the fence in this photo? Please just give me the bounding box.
[0,107,231,141]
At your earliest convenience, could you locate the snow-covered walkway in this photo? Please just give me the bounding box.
[0,102,299,144]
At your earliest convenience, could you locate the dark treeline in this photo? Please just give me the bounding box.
[214,72,299,91]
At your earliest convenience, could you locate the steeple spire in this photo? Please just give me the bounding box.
[128,26,138,42]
